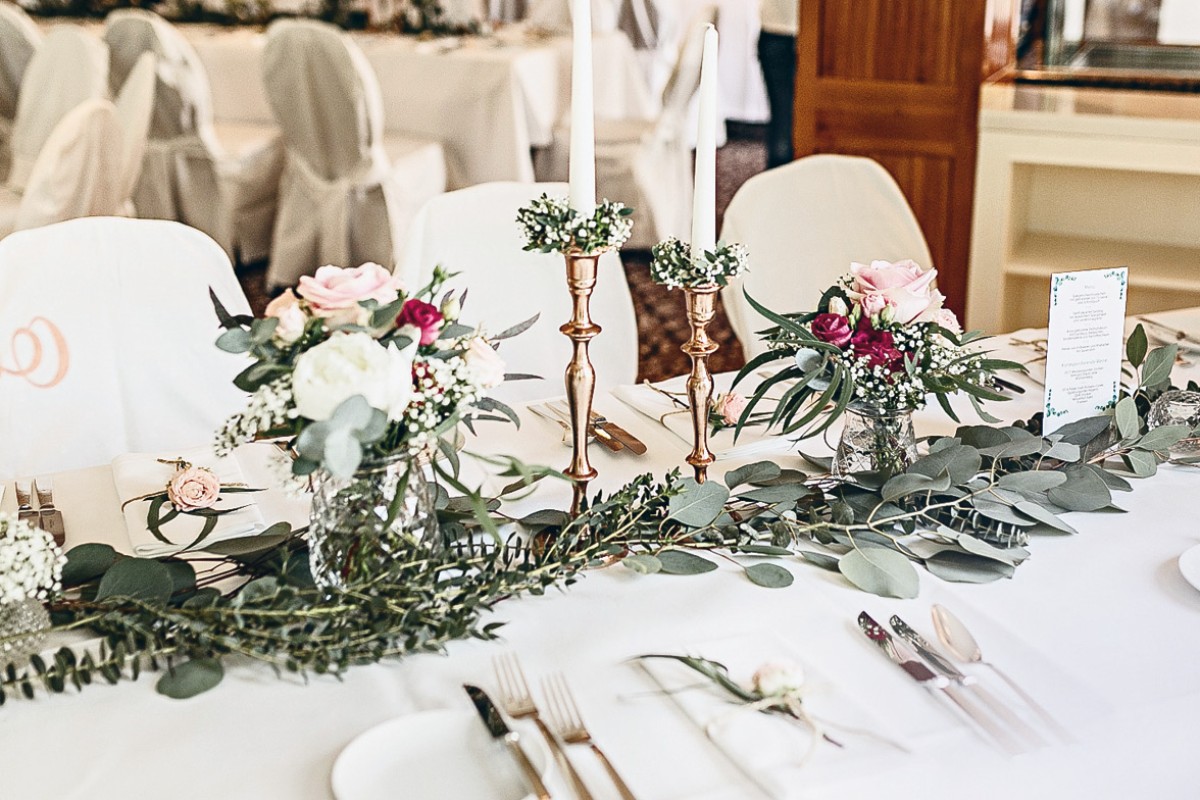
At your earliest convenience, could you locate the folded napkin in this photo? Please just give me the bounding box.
[611,373,789,460]
[112,447,265,558]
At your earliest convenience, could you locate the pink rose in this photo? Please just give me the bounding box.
[264,289,307,343]
[395,299,444,346]
[933,307,962,334]
[850,323,904,372]
[810,313,852,348]
[463,337,506,388]
[713,392,749,426]
[297,263,403,326]
[847,259,944,325]
[167,466,221,511]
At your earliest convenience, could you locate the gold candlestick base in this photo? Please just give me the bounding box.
[683,284,720,483]
[562,250,602,511]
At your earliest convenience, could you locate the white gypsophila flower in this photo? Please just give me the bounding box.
[751,660,805,699]
[0,514,65,604]
[402,354,484,453]
[214,376,294,455]
[292,332,415,422]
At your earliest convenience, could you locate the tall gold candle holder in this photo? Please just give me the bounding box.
[683,284,720,483]
[562,250,602,510]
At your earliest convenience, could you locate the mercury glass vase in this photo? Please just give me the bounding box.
[832,405,919,478]
[0,598,51,665]
[308,456,441,592]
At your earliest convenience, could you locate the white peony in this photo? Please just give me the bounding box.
[463,338,506,389]
[292,332,415,422]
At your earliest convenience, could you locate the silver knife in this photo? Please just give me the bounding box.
[34,478,66,547]
[463,684,552,800]
[889,615,1045,749]
[857,612,1020,755]
[14,481,37,524]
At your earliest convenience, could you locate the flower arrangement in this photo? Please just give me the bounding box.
[516,194,634,255]
[736,259,1020,437]
[649,238,748,290]
[0,514,65,605]
[212,262,521,478]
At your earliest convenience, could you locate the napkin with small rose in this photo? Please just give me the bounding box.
[112,447,265,557]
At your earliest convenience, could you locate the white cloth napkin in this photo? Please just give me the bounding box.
[112,446,265,557]
[611,373,788,460]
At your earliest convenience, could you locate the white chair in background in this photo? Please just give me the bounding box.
[105,9,283,262]
[263,19,447,289]
[111,52,156,213]
[0,217,252,478]
[397,182,638,403]
[0,1,41,178]
[537,6,714,249]
[719,154,935,361]
[0,99,125,236]
[7,26,108,194]
[525,0,620,32]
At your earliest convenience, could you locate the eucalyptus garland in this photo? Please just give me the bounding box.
[516,194,634,256]
[2,333,1195,706]
[649,238,748,290]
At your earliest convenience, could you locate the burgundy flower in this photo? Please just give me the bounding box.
[850,325,904,372]
[810,313,852,348]
[395,299,444,345]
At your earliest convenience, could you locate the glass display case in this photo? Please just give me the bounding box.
[1019,0,1200,90]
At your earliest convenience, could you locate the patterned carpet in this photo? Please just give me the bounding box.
[237,123,768,383]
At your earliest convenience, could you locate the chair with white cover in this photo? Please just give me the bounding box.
[111,52,156,213]
[0,217,252,479]
[719,154,935,361]
[263,19,447,289]
[536,6,714,249]
[525,0,620,33]
[0,98,125,236]
[105,9,284,262]
[396,182,638,403]
[6,25,107,194]
[0,1,41,178]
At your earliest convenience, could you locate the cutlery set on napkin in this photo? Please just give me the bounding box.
[529,399,647,456]
[8,479,65,545]
[857,605,1071,755]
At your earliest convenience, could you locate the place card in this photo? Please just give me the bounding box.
[1043,267,1128,433]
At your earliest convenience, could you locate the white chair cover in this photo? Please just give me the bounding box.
[112,52,156,207]
[0,98,125,236]
[0,1,40,177]
[8,26,107,193]
[105,9,282,262]
[397,182,638,403]
[263,19,446,288]
[720,154,935,361]
[0,217,252,478]
[525,0,620,32]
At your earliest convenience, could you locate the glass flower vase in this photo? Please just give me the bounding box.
[832,405,918,478]
[308,456,441,592]
[0,598,51,665]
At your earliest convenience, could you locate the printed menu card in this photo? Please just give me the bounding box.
[1042,268,1128,433]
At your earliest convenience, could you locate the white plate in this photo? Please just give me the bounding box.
[1179,543,1200,592]
[331,709,550,800]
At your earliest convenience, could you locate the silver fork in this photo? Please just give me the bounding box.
[494,654,594,800]
[543,673,638,800]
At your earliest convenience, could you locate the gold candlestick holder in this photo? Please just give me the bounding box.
[683,284,720,483]
[562,250,602,511]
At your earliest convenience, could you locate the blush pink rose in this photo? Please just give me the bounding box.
[264,289,307,343]
[933,307,962,334]
[713,392,749,425]
[297,263,403,326]
[847,259,944,325]
[167,466,221,511]
[395,299,444,346]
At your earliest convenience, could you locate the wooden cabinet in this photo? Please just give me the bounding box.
[794,0,1013,316]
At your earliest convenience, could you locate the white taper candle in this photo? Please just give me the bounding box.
[691,24,719,258]
[569,0,597,215]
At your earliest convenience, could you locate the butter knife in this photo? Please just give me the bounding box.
[857,612,1020,755]
[588,410,647,455]
[14,481,37,524]
[543,402,623,452]
[464,684,552,800]
[889,615,1045,749]
[34,478,66,547]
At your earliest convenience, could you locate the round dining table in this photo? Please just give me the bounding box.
[1,312,1198,799]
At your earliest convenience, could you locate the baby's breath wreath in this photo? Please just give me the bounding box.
[516,194,633,255]
[649,238,748,290]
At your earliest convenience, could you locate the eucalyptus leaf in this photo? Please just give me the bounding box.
[925,550,1015,583]
[736,544,794,556]
[995,470,1067,494]
[656,549,718,575]
[1053,415,1114,447]
[797,550,840,571]
[723,461,781,490]
[62,543,119,586]
[95,559,174,604]
[1141,344,1178,388]
[744,563,794,588]
[908,445,982,485]
[837,546,919,599]
[737,484,813,505]
[622,554,662,575]
[1123,449,1158,478]
[1135,424,1189,453]
[1013,500,1078,534]
[156,658,224,700]
[1115,397,1139,441]
[1047,466,1112,512]
[1127,324,1148,368]
[666,479,730,528]
[881,471,951,503]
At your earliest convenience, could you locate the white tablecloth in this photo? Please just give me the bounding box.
[2,313,1200,798]
[181,24,653,189]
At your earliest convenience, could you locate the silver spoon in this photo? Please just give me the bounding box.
[931,604,1075,745]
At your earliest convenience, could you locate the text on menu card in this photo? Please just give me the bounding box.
[1042,268,1128,433]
